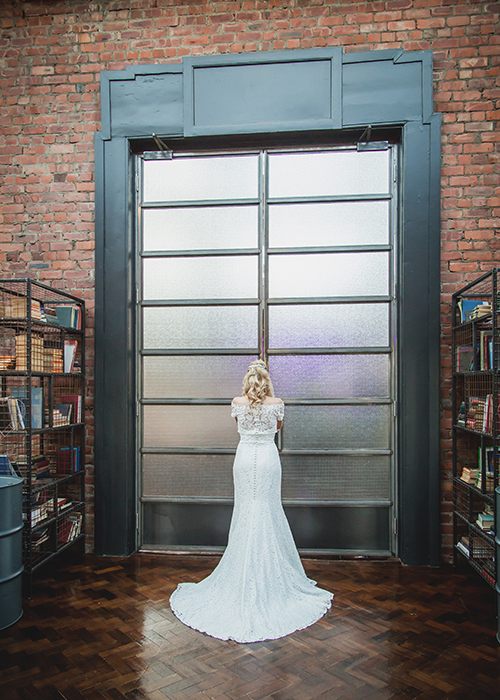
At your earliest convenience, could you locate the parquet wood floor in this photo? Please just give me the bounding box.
[0,554,499,700]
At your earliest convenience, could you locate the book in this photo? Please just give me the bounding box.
[60,394,82,423]
[0,399,11,430]
[5,397,25,430]
[63,340,78,373]
[479,331,493,370]
[56,446,80,475]
[456,346,474,372]
[10,387,43,430]
[0,454,15,476]
[56,305,81,329]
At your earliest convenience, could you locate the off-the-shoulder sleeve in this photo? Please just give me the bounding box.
[275,402,284,420]
[231,402,240,418]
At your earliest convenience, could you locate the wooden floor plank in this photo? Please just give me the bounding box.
[0,554,499,700]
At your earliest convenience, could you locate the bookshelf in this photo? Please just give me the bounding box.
[452,270,499,606]
[0,279,85,595]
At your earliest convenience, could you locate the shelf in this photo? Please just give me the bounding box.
[7,422,85,435]
[24,500,84,534]
[0,278,85,592]
[453,424,497,440]
[454,545,496,588]
[0,317,83,334]
[452,315,494,330]
[27,470,85,494]
[30,533,85,573]
[0,370,82,377]
[453,477,495,504]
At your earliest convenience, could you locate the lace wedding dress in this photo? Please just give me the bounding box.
[169,401,334,643]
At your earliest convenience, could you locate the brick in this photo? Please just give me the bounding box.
[0,0,497,565]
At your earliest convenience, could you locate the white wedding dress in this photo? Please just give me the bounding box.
[169,401,334,643]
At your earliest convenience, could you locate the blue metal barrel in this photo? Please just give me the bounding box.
[496,487,500,644]
[0,475,23,630]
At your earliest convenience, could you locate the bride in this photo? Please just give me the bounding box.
[170,360,334,643]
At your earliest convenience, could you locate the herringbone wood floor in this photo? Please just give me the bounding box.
[0,553,499,700]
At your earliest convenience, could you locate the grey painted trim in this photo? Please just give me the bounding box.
[99,65,183,141]
[184,48,342,137]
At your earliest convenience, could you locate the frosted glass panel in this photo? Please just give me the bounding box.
[143,306,258,349]
[269,304,389,348]
[143,155,258,202]
[143,355,257,398]
[281,455,390,501]
[143,454,234,499]
[143,256,258,300]
[142,206,258,251]
[269,355,390,399]
[269,150,390,198]
[284,405,390,449]
[143,405,238,448]
[269,252,389,298]
[269,201,389,248]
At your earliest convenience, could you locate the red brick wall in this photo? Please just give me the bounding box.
[0,0,499,560]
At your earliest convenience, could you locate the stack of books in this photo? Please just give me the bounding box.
[476,472,495,492]
[466,397,480,429]
[460,467,480,484]
[458,299,491,323]
[40,306,59,326]
[15,333,45,371]
[44,339,63,373]
[476,505,494,533]
[456,536,470,557]
[0,356,14,370]
[32,527,50,551]
[460,395,494,433]
[53,403,72,427]
[0,297,42,320]
[470,304,492,320]
[24,502,50,526]
[457,401,466,427]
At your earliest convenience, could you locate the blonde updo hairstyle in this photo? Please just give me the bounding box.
[242,360,274,408]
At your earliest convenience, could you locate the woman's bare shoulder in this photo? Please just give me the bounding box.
[232,396,250,405]
[262,397,283,405]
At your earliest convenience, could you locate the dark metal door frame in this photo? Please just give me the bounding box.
[95,47,441,565]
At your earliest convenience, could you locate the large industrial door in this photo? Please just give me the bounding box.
[138,146,397,554]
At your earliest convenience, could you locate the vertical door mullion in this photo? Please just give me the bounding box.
[259,150,268,362]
